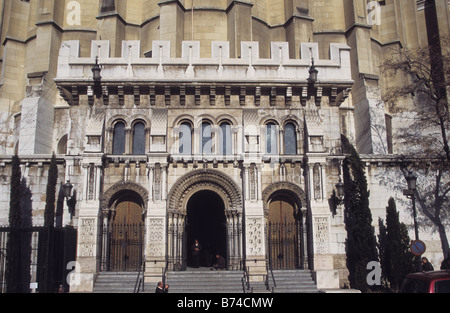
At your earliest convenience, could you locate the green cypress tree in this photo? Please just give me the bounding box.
[385,197,414,291]
[377,217,388,288]
[6,155,22,293]
[40,153,58,292]
[342,137,379,292]
[44,153,58,228]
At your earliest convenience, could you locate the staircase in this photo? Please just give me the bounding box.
[166,269,245,293]
[268,270,319,293]
[92,269,318,293]
[93,272,139,293]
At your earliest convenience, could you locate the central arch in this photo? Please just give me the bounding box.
[167,169,243,271]
[186,190,227,268]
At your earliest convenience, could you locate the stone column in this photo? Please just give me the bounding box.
[71,156,103,292]
[306,158,340,289]
[144,158,169,284]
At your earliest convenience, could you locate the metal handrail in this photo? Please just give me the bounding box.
[134,259,169,293]
[243,266,249,293]
[267,262,276,291]
[162,259,169,287]
[133,260,145,293]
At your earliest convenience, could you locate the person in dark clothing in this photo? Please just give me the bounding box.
[212,254,226,270]
[191,240,202,268]
[440,252,450,270]
[422,257,434,271]
[155,281,165,293]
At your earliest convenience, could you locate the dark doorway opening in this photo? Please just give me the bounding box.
[186,190,227,268]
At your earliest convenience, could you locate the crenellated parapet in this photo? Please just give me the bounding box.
[55,40,353,107]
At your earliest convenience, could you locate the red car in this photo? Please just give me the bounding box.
[400,270,450,293]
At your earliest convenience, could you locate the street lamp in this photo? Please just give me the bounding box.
[63,180,73,199]
[91,56,102,82]
[403,171,419,240]
[63,180,76,219]
[405,170,417,192]
[91,56,102,99]
[335,178,345,203]
[403,170,422,271]
[308,58,318,84]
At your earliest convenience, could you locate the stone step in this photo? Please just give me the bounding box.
[268,270,319,293]
[166,270,245,293]
[93,272,139,293]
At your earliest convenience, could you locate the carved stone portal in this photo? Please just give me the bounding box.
[166,169,243,270]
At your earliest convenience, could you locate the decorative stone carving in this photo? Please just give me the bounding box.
[247,218,263,256]
[88,164,95,200]
[262,181,307,216]
[79,218,96,257]
[315,217,329,254]
[167,169,243,214]
[147,218,165,257]
[101,181,149,212]
[313,163,322,200]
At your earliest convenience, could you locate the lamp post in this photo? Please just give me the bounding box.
[403,171,419,240]
[403,170,422,271]
[63,180,76,220]
[308,58,318,84]
[335,178,345,204]
[91,56,102,82]
[91,56,102,98]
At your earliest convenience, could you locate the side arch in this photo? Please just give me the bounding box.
[101,181,149,214]
[262,181,310,270]
[262,181,307,216]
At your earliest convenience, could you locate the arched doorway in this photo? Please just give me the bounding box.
[263,183,309,270]
[167,169,243,271]
[101,183,148,272]
[186,190,227,268]
[108,195,144,271]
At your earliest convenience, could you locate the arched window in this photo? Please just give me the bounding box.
[266,122,278,155]
[284,123,297,155]
[132,122,146,155]
[179,122,192,155]
[219,122,232,155]
[57,134,68,155]
[112,121,126,155]
[200,121,212,155]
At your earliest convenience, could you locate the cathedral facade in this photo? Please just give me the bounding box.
[0,0,448,292]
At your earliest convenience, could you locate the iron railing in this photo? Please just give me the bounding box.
[267,221,302,270]
[0,226,77,293]
[109,223,143,272]
[134,259,168,293]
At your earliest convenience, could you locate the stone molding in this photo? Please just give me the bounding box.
[167,169,243,215]
[101,180,149,213]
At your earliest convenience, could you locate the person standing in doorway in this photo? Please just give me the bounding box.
[191,239,202,268]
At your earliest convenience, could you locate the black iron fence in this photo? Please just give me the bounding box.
[108,223,143,272]
[0,226,77,293]
[267,221,302,270]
